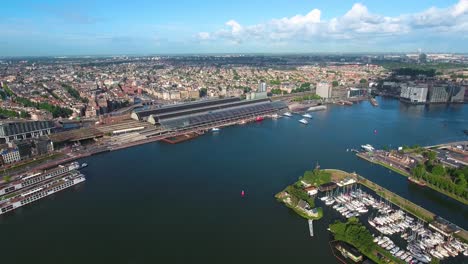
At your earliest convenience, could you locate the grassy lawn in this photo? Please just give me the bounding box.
[302,170,331,186]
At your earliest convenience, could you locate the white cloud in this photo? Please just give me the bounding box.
[452,0,468,16]
[198,0,468,47]
[197,32,211,40]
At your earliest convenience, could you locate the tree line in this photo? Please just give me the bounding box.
[2,84,73,118]
[61,84,88,103]
[0,108,30,118]
[411,151,467,201]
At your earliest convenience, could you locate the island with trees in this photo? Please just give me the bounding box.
[275,166,355,220]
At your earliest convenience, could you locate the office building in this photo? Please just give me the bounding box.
[400,84,428,104]
[0,148,21,164]
[258,82,267,93]
[450,85,465,103]
[347,88,367,98]
[316,82,332,98]
[428,85,450,103]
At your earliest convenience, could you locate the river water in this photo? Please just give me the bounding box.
[0,97,467,264]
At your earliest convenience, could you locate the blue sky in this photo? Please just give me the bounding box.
[0,0,467,56]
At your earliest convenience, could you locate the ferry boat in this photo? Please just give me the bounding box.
[0,172,86,215]
[361,144,375,152]
[299,118,309,125]
[302,113,312,119]
[283,112,292,117]
[0,162,80,196]
[211,127,220,132]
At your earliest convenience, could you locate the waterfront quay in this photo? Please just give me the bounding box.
[1,97,288,179]
[356,151,412,177]
[355,142,468,206]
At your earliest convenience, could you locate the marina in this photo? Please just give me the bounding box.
[320,176,468,263]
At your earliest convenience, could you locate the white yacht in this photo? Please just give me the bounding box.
[299,118,309,125]
[361,144,375,152]
[283,112,292,117]
[302,113,312,118]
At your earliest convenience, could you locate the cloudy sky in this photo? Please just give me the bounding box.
[1,0,467,56]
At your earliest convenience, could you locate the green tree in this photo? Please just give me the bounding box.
[424,150,437,161]
[411,164,426,179]
[270,88,282,95]
[431,165,445,176]
[199,88,208,97]
[332,80,339,87]
[359,78,367,84]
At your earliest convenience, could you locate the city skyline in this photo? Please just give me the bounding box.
[1,0,468,56]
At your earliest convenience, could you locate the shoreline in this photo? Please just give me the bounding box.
[275,168,354,221]
[356,151,468,205]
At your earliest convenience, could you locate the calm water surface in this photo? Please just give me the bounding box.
[1,98,467,264]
